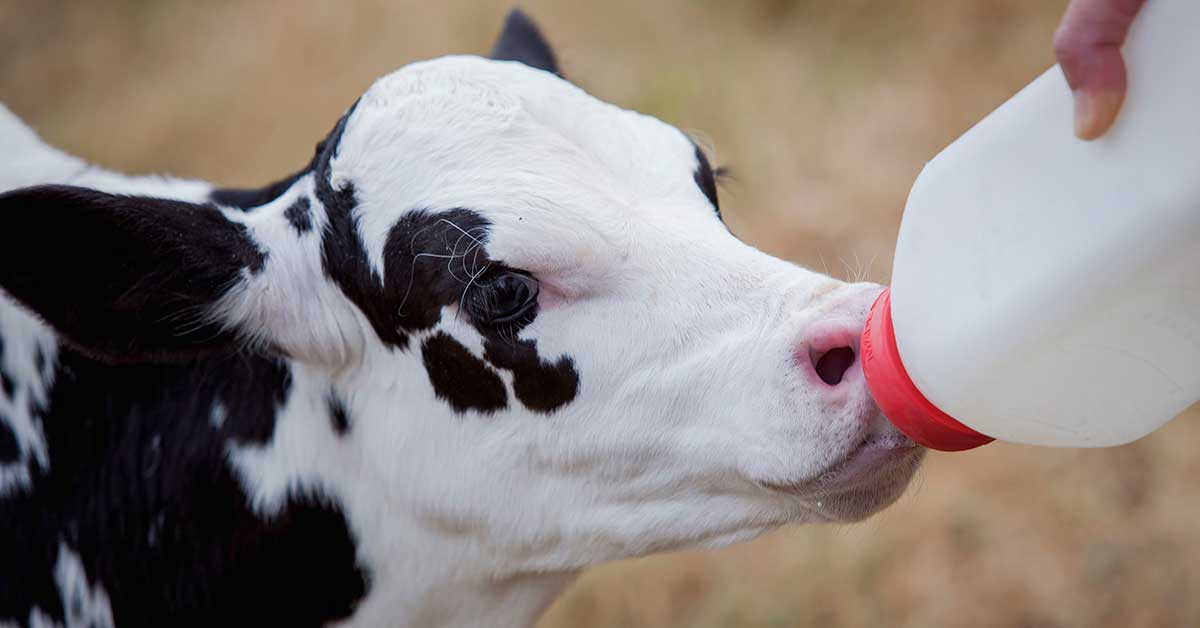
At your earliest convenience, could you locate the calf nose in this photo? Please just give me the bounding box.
[799,284,885,389]
[811,345,856,386]
[799,320,864,388]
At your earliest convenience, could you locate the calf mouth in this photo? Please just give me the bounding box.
[763,432,925,522]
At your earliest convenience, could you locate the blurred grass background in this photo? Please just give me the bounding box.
[3,1,1198,626]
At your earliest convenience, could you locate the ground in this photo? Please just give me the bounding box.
[2,1,1198,626]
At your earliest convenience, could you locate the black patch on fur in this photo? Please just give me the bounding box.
[316,177,413,348]
[0,415,18,462]
[692,145,720,217]
[483,339,578,413]
[421,333,507,414]
[208,89,580,417]
[307,108,581,411]
[490,9,562,77]
[0,186,267,363]
[285,197,314,234]
[311,102,413,349]
[0,336,9,401]
[0,369,13,401]
[381,209,494,335]
[209,354,293,446]
[317,177,407,348]
[0,346,369,626]
[310,103,500,351]
[327,392,350,435]
[304,100,581,414]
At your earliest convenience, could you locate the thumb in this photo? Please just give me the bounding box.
[1053,0,1144,140]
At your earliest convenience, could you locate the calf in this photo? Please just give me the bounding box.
[0,11,923,628]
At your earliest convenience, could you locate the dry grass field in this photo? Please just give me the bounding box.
[3,1,1198,626]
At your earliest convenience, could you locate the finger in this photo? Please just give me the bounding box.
[1053,0,1145,139]
[1066,51,1126,140]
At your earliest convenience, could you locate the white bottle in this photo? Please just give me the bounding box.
[861,0,1200,451]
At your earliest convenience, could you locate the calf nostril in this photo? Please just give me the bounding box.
[814,346,856,386]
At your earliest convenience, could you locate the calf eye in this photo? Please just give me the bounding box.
[473,271,539,325]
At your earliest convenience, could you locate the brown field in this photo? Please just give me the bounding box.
[4,1,1198,626]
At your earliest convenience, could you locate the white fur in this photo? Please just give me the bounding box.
[53,543,115,628]
[21,543,115,628]
[0,55,919,628]
[0,299,57,497]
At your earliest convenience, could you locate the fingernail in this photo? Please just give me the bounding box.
[1073,89,1098,139]
[1073,89,1122,140]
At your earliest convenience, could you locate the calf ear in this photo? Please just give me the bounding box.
[489,8,562,77]
[0,185,266,363]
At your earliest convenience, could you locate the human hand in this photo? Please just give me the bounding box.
[1053,0,1145,139]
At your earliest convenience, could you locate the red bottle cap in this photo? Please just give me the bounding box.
[861,288,993,452]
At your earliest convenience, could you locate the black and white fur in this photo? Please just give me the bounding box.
[0,11,922,628]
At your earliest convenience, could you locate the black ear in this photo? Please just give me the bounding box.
[0,185,266,363]
[489,8,562,77]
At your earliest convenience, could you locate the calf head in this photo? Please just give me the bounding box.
[0,11,921,576]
